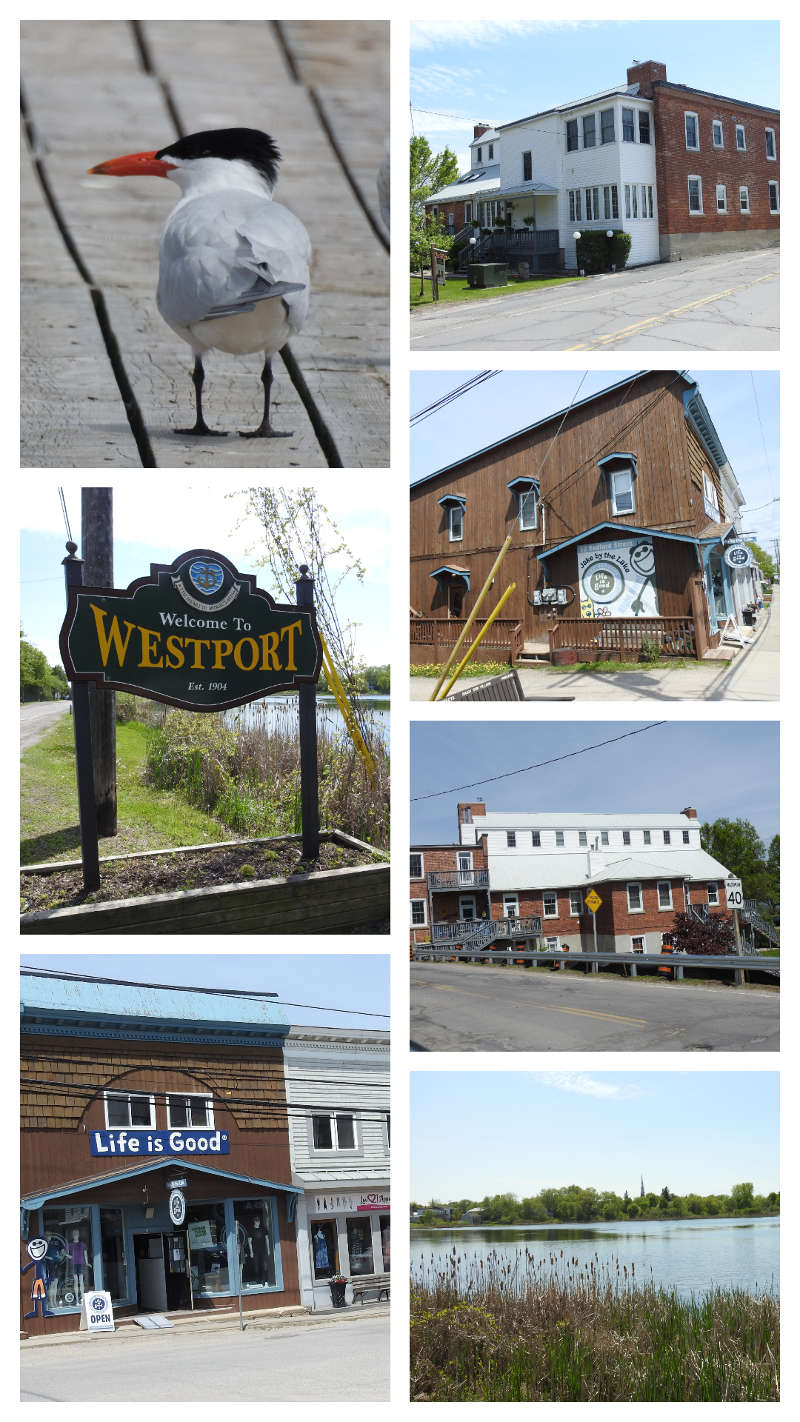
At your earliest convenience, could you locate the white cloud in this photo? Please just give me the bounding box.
[531,1072,640,1099]
[410,20,596,51]
[411,64,478,98]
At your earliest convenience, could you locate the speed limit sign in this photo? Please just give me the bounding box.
[725,878,744,909]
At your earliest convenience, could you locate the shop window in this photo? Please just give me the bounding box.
[347,1216,376,1276]
[186,1202,229,1296]
[41,1205,94,1311]
[313,1113,357,1151]
[105,1090,155,1129]
[100,1207,127,1303]
[380,1215,391,1272]
[166,1093,214,1128]
[410,852,423,879]
[234,1200,277,1289]
[627,883,643,912]
[311,1219,339,1279]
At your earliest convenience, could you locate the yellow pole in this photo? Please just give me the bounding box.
[429,535,514,701]
[320,639,377,787]
[438,583,517,699]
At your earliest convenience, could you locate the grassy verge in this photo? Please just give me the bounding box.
[411,1255,779,1401]
[21,715,229,865]
[411,661,510,679]
[410,276,580,307]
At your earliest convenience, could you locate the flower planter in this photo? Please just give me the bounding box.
[329,1280,348,1308]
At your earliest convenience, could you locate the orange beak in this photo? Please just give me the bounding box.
[87,150,176,178]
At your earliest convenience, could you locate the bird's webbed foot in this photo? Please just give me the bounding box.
[239,424,294,439]
[176,422,228,438]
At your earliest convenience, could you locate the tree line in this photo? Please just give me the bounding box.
[20,633,68,702]
[412,1182,778,1226]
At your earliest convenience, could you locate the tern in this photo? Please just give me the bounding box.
[88,127,310,439]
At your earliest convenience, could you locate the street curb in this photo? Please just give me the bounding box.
[20,1304,390,1350]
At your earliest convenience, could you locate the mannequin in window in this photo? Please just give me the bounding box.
[313,1227,330,1275]
[68,1228,89,1302]
[249,1216,272,1284]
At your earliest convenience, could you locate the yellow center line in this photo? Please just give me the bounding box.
[565,270,777,350]
[418,980,648,1026]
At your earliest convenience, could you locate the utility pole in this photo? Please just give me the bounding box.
[81,489,117,836]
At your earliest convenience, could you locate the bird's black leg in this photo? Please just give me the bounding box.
[177,355,228,437]
[240,356,293,438]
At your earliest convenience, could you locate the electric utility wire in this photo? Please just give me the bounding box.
[20,1079,388,1120]
[411,371,499,426]
[411,722,667,801]
[24,1051,389,1091]
[58,487,72,543]
[20,967,389,1020]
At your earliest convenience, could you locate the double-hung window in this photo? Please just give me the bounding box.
[682,830,691,845]
[449,504,463,541]
[555,831,565,847]
[769,181,779,213]
[622,107,635,142]
[543,891,558,918]
[663,830,671,845]
[765,127,776,160]
[735,123,746,151]
[638,111,650,144]
[610,466,635,515]
[569,889,583,916]
[531,830,541,847]
[566,119,579,152]
[488,143,494,159]
[503,892,520,920]
[313,1113,357,1151]
[657,881,673,910]
[707,883,720,906]
[643,829,652,845]
[578,831,588,847]
[622,830,631,846]
[688,176,703,214]
[518,486,538,530]
[410,852,423,880]
[506,831,516,848]
[600,108,615,144]
[603,185,619,221]
[410,899,426,927]
[739,186,750,214]
[627,883,643,913]
[522,151,532,181]
[685,112,699,150]
[583,114,596,148]
[712,119,724,148]
[716,184,727,214]
[105,1091,155,1128]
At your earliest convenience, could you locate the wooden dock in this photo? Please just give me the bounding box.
[21,20,389,468]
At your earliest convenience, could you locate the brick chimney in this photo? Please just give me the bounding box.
[458,801,486,824]
[473,124,491,140]
[627,60,667,97]
[681,806,698,819]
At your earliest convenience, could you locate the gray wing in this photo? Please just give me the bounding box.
[158,192,311,334]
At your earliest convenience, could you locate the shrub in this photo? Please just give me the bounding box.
[670,911,735,955]
[639,635,660,664]
[574,229,632,274]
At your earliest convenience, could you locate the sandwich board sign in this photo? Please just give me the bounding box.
[80,1291,115,1332]
[60,546,323,890]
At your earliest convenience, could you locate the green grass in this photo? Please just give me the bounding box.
[411,1252,779,1402]
[548,657,694,674]
[21,715,238,866]
[410,660,511,679]
[410,275,581,307]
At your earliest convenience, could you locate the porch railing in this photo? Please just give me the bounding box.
[410,616,523,661]
[428,869,490,890]
[488,228,560,252]
[431,916,542,944]
[549,617,697,658]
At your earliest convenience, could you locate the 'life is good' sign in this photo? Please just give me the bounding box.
[60,549,322,710]
[91,1129,230,1156]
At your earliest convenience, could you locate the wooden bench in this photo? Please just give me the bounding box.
[351,1273,390,1304]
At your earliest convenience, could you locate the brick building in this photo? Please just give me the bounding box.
[20,973,301,1334]
[411,801,734,955]
[425,59,778,269]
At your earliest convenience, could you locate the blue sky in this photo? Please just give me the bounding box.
[19,955,389,1032]
[411,720,779,846]
[411,20,779,170]
[411,1070,779,1199]
[410,370,780,552]
[19,479,390,668]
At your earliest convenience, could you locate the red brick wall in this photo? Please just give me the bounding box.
[652,87,779,241]
[409,841,490,942]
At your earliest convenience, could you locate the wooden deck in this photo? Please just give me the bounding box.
[21,20,389,468]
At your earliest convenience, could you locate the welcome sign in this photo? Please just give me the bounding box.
[578,537,659,619]
[60,549,322,710]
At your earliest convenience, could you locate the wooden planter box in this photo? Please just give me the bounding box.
[21,833,389,936]
[551,647,578,665]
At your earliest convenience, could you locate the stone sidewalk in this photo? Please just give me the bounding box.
[411,587,779,703]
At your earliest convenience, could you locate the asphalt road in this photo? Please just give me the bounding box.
[21,1313,389,1402]
[20,701,70,753]
[410,248,778,351]
[410,961,779,1052]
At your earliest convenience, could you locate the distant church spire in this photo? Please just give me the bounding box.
[640,1175,645,1197]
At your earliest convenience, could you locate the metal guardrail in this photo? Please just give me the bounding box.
[412,947,779,980]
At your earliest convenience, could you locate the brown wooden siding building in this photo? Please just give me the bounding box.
[411,370,757,665]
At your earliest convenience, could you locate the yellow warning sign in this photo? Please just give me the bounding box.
[585,889,602,913]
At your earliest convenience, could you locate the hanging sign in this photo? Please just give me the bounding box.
[60,549,322,711]
[578,538,659,619]
[724,542,754,569]
[169,1189,187,1227]
[80,1291,115,1332]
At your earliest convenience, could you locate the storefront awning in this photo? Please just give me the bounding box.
[21,1155,302,1214]
[429,565,471,590]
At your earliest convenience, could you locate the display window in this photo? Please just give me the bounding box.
[310,1218,338,1279]
[41,1205,94,1310]
[186,1202,229,1295]
[234,1199,277,1289]
[100,1207,127,1303]
[380,1214,390,1271]
[346,1216,375,1276]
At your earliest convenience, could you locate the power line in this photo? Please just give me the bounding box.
[58,487,72,544]
[411,371,500,426]
[21,1079,388,1122]
[411,723,667,801]
[20,967,389,1021]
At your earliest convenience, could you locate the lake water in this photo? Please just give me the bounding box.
[225,694,389,744]
[411,1217,779,1298]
